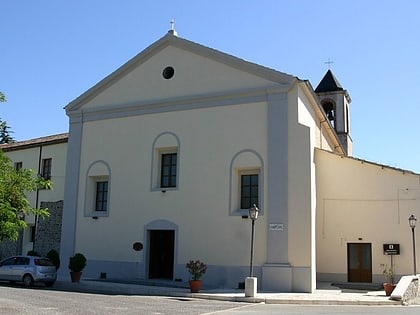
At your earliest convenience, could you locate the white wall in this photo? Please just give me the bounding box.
[74,102,269,273]
[316,149,420,282]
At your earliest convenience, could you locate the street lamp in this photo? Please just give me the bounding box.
[409,214,417,275]
[245,204,259,297]
[248,204,259,277]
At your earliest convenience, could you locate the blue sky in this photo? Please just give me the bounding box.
[1,1,420,172]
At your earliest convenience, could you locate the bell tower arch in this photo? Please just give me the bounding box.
[315,70,352,156]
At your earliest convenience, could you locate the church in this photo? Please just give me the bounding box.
[2,29,419,293]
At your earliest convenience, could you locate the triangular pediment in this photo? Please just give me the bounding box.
[66,32,296,114]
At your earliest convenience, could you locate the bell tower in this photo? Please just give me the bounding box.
[315,70,352,156]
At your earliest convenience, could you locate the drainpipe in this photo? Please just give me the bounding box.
[32,145,43,252]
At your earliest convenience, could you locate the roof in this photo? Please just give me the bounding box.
[316,148,420,176]
[65,31,297,112]
[0,133,68,152]
[315,70,344,93]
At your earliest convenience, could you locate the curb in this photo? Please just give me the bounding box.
[52,280,402,306]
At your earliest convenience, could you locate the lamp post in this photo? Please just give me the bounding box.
[409,214,417,275]
[248,204,259,277]
[245,204,259,297]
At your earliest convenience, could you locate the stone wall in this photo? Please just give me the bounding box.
[0,238,20,260]
[34,200,63,256]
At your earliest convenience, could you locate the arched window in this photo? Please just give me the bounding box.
[151,132,180,191]
[321,100,336,129]
[84,160,111,217]
[229,150,264,216]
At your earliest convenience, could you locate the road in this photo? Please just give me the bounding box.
[1,284,420,314]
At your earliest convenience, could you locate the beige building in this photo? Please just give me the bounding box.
[316,149,420,284]
[0,133,68,256]
[1,30,418,293]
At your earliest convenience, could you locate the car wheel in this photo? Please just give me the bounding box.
[45,281,55,287]
[22,274,33,287]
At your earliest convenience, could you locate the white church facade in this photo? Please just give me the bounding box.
[2,30,419,293]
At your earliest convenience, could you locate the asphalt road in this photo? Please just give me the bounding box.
[1,283,420,315]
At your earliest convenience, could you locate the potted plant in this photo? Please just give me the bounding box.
[381,263,396,296]
[186,259,207,293]
[68,253,87,283]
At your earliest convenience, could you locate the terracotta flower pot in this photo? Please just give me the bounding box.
[70,271,82,283]
[383,283,396,296]
[189,280,202,293]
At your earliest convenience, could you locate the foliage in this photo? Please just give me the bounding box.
[47,249,61,270]
[0,92,14,144]
[0,121,15,144]
[0,150,52,241]
[186,260,207,280]
[68,253,87,272]
[381,263,394,284]
[27,250,39,256]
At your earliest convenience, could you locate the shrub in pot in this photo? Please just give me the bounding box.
[68,253,87,282]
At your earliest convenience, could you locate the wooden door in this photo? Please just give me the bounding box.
[347,243,372,282]
[148,230,174,279]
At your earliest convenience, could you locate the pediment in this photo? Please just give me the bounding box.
[66,32,296,114]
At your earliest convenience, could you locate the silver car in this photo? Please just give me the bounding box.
[0,256,57,287]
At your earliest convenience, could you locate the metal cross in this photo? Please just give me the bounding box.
[170,19,175,31]
[324,58,334,69]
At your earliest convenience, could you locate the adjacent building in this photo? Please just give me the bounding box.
[0,133,67,257]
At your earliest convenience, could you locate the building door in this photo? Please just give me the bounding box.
[347,243,372,282]
[148,230,174,279]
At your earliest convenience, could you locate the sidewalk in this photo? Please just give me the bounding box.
[52,279,405,306]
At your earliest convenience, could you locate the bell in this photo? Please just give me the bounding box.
[327,111,334,121]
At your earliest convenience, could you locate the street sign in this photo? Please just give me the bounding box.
[383,243,400,255]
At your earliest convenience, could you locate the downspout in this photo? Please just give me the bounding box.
[33,145,43,251]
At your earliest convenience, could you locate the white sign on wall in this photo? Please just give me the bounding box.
[269,223,284,231]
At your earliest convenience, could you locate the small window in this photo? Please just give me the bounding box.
[161,153,177,188]
[95,181,108,211]
[14,162,23,171]
[41,158,52,180]
[240,174,259,209]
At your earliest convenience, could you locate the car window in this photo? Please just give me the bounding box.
[34,258,54,266]
[15,257,30,265]
[1,258,16,266]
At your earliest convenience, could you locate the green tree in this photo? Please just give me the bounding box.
[0,150,52,241]
[0,92,15,144]
[0,121,14,144]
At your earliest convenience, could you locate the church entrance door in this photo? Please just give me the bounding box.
[148,230,174,280]
[347,243,372,282]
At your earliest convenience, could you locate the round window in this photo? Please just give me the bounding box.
[162,66,175,79]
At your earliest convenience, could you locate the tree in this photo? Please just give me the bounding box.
[0,91,15,144]
[0,121,14,144]
[0,150,52,241]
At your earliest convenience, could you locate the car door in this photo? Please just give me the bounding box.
[12,257,30,281]
[0,257,17,281]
